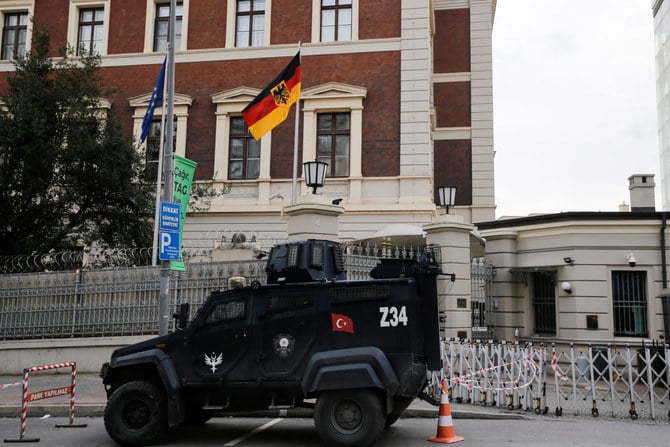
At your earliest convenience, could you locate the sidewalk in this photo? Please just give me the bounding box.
[0,373,523,420]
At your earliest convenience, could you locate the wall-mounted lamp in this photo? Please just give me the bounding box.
[626,253,637,268]
[560,281,572,294]
[438,185,457,214]
[303,160,328,194]
[563,257,574,264]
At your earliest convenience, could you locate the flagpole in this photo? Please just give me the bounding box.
[159,0,177,336]
[151,54,169,266]
[291,43,302,204]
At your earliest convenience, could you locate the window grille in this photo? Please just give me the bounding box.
[612,270,648,337]
[532,272,556,335]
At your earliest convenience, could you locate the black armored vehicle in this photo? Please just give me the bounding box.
[101,239,444,446]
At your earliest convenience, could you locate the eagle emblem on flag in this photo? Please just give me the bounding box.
[271,81,291,106]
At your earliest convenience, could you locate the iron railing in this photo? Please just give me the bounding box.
[0,249,435,340]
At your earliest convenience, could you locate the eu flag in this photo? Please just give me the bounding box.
[140,56,167,143]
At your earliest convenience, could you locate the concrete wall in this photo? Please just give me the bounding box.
[0,336,146,374]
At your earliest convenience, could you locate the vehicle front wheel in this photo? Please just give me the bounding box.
[104,380,168,446]
[314,390,385,447]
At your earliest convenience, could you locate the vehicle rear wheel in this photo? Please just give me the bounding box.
[104,380,167,446]
[314,390,385,446]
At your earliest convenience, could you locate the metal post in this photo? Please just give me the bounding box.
[158,0,177,336]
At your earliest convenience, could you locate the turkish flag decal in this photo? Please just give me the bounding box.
[331,313,355,334]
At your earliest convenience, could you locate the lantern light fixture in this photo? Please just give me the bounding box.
[303,160,328,194]
[438,185,457,214]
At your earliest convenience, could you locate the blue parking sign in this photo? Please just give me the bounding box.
[159,230,181,261]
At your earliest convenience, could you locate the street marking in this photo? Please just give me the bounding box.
[223,418,283,446]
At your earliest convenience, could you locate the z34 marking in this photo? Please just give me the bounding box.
[379,306,408,327]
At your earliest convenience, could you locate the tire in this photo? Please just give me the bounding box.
[385,397,413,427]
[314,390,385,447]
[104,381,168,446]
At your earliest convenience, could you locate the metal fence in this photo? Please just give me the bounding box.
[0,243,494,342]
[0,250,390,341]
[0,260,268,340]
[431,339,670,421]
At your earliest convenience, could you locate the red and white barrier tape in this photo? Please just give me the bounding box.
[11,362,78,440]
[26,362,75,373]
[550,350,569,381]
[0,381,22,390]
[447,355,540,392]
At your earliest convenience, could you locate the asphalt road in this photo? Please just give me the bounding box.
[1,414,668,447]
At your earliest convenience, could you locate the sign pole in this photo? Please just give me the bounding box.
[158,0,177,336]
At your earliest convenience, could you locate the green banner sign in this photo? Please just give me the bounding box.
[170,155,197,271]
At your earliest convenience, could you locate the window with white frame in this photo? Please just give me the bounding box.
[225,0,270,48]
[228,116,260,179]
[144,119,177,181]
[67,1,109,56]
[144,0,189,53]
[1,11,27,59]
[311,0,357,43]
[76,7,104,55]
[301,82,365,183]
[0,1,34,61]
[129,91,192,171]
[154,2,182,51]
[316,112,349,177]
[211,88,272,183]
[235,0,265,47]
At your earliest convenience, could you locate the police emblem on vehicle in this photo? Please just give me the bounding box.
[273,334,295,358]
[204,352,223,373]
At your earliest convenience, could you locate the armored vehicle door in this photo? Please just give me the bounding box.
[255,285,318,378]
[180,290,254,382]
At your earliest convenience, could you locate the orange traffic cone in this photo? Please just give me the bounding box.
[427,380,464,444]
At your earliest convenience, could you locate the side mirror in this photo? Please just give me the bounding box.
[173,302,190,330]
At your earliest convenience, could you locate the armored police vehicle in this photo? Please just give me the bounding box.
[101,239,444,446]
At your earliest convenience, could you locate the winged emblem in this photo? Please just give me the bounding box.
[204,352,223,373]
[271,81,290,106]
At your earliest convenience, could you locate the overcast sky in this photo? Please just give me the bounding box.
[492,0,659,218]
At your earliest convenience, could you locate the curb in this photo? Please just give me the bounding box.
[0,404,525,420]
[0,404,105,418]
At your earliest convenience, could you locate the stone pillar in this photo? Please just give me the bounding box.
[423,214,475,339]
[478,229,520,341]
[283,194,344,242]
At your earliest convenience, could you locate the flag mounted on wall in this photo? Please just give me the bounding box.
[140,56,167,143]
[242,52,301,140]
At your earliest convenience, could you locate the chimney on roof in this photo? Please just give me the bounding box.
[628,174,656,212]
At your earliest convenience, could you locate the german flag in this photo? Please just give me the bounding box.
[242,52,301,140]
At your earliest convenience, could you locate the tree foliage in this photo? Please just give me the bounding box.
[0,29,154,256]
